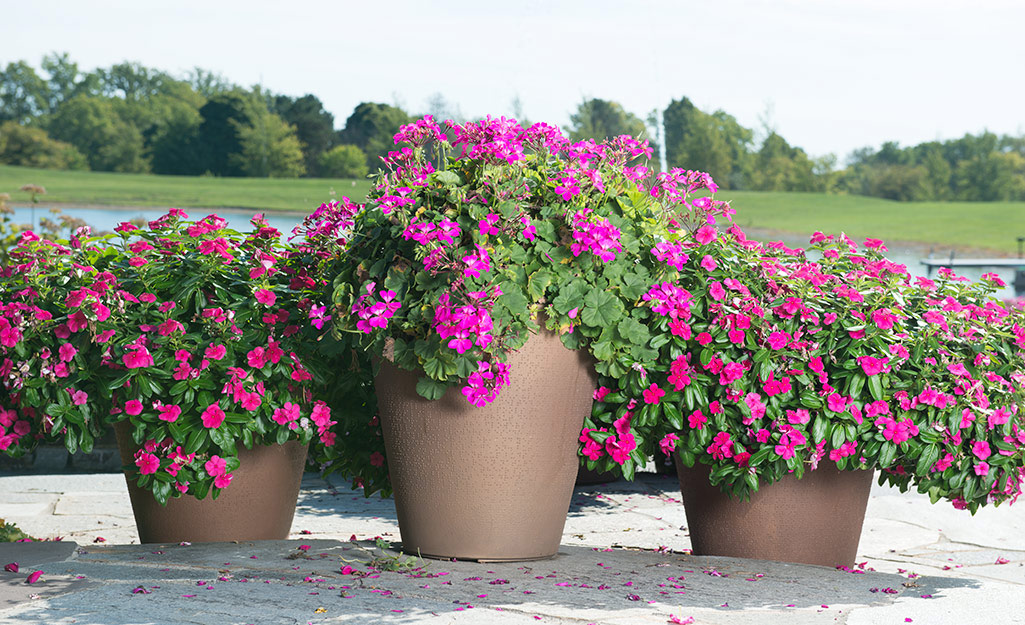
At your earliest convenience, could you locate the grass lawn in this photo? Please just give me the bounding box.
[3,165,1024,255]
[0,164,374,213]
[719,191,1025,255]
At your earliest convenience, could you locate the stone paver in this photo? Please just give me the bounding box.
[0,470,1023,624]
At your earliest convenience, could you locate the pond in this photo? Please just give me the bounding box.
[7,205,1022,300]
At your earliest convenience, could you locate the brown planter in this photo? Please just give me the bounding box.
[115,423,308,543]
[676,459,873,567]
[376,329,596,561]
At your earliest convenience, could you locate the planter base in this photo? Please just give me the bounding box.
[676,460,873,568]
[115,424,308,544]
[377,329,596,561]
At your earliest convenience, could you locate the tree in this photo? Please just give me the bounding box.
[231,106,305,177]
[185,67,236,98]
[95,61,175,101]
[663,98,734,188]
[318,144,368,178]
[40,52,100,112]
[0,121,87,170]
[0,61,51,123]
[749,132,820,192]
[568,98,648,143]
[268,94,334,177]
[338,102,411,171]
[195,90,260,176]
[44,96,149,172]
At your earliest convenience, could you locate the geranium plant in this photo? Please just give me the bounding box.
[307,115,701,489]
[582,180,1025,512]
[0,211,335,504]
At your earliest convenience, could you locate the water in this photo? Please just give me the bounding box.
[7,205,306,241]
[5,206,1020,300]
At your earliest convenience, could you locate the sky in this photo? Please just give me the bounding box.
[6,0,1025,163]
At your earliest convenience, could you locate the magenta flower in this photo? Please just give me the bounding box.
[158,405,182,423]
[69,389,88,405]
[58,343,77,362]
[213,473,233,489]
[136,453,160,475]
[972,441,992,460]
[122,345,155,369]
[255,289,276,306]
[974,462,990,476]
[699,255,717,271]
[204,455,227,477]
[857,355,890,376]
[659,433,680,456]
[204,344,227,360]
[272,402,301,426]
[201,404,225,429]
[125,400,144,416]
[688,410,707,430]
[25,570,43,584]
[369,452,385,467]
[694,226,717,245]
[642,383,665,404]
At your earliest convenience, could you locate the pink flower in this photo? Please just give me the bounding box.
[787,409,811,425]
[125,400,143,416]
[204,344,227,360]
[255,289,277,306]
[972,441,992,461]
[370,452,385,467]
[68,389,88,405]
[827,393,848,413]
[272,402,301,426]
[158,405,182,423]
[857,355,889,376]
[205,455,227,477]
[707,431,733,460]
[593,386,611,402]
[201,404,225,429]
[158,319,183,336]
[974,462,990,477]
[25,570,43,584]
[136,453,160,475]
[766,332,788,350]
[214,473,233,489]
[696,332,713,346]
[247,347,267,369]
[659,433,680,456]
[699,255,717,271]
[694,226,717,245]
[240,392,262,411]
[58,343,77,362]
[642,383,665,404]
[688,410,707,429]
[123,346,155,369]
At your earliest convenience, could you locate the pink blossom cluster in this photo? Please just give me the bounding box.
[393,115,447,147]
[290,198,364,256]
[402,218,462,247]
[448,116,526,164]
[569,209,623,262]
[642,282,693,319]
[651,241,689,271]
[351,282,401,333]
[433,293,494,354]
[461,360,511,407]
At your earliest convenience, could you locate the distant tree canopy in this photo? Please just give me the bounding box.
[568,98,649,144]
[5,53,1025,199]
[337,102,411,172]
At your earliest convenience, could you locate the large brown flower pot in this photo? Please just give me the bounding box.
[375,330,596,561]
[676,459,873,568]
[115,423,308,543]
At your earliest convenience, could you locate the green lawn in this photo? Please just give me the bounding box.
[718,191,1025,255]
[3,165,1024,255]
[0,164,374,213]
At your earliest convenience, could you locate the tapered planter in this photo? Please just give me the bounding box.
[676,459,873,567]
[115,423,308,543]
[375,329,596,561]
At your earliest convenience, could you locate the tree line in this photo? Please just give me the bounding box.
[2,54,1024,201]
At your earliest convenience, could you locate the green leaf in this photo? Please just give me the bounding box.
[664,402,683,430]
[581,288,623,327]
[848,373,865,400]
[830,425,846,449]
[617,317,650,346]
[868,375,884,402]
[184,428,207,456]
[527,270,553,300]
[879,441,897,468]
[415,377,447,400]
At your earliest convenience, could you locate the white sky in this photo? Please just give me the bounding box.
[6,0,1024,162]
